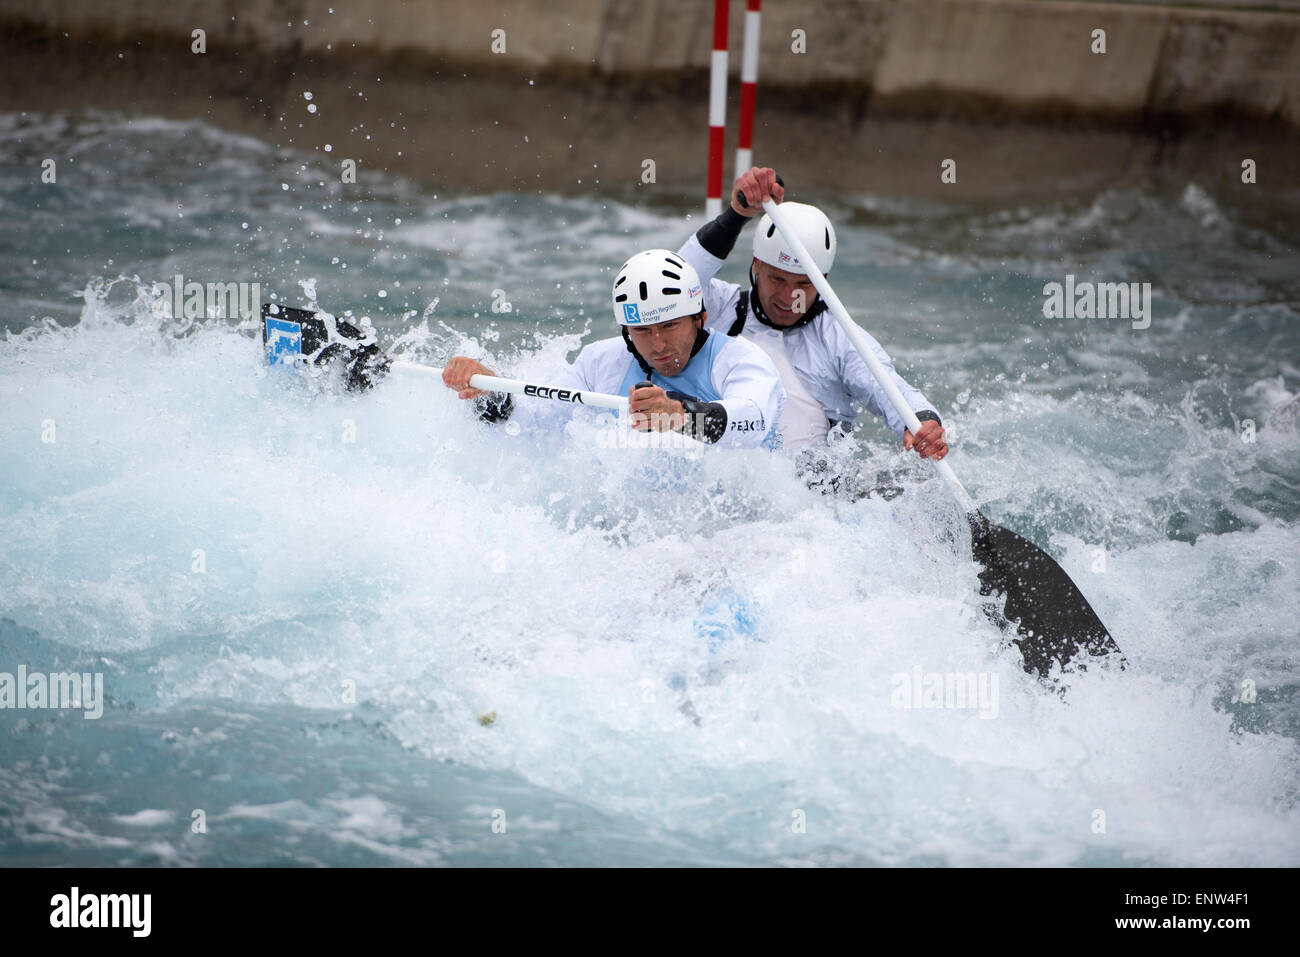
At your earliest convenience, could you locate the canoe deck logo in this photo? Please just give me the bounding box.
[265,316,303,363]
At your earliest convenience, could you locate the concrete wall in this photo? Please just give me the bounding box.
[2,0,1297,199]
[6,0,1297,123]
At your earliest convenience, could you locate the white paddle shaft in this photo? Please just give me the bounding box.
[392,360,631,412]
[761,199,975,512]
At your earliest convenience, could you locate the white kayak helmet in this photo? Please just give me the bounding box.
[752,201,836,275]
[612,249,705,326]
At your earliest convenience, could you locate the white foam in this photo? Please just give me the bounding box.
[1,261,1296,867]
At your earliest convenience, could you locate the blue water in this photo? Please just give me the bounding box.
[1,111,1298,866]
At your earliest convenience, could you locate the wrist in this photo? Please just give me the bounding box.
[679,398,729,443]
[915,410,942,427]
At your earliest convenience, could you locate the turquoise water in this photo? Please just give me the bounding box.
[1,110,1298,866]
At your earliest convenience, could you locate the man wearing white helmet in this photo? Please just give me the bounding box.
[440,249,785,448]
[676,168,948,467]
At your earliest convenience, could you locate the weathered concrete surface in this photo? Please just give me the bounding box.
[2,0,1297,200]
[873,1,1298,125]
[7,0,1297,122]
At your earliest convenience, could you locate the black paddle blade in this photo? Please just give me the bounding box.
[261,303,391,391]
[969,512,1124,678]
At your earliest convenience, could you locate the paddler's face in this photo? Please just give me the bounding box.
[626,313,705,377]
[753,259,819,326]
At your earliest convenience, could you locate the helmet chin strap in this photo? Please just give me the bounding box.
[749,264,830,331]
[621,327,655,377]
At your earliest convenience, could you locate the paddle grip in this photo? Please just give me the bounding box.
[735,172,783,210]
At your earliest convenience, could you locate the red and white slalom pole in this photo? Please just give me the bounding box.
[705,0,730,218]
[735,0,762,178]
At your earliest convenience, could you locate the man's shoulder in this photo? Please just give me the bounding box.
[712,329,779,373]
[573,335,634,387]
[715,329,762,356]
[578,335,628,360]
[801,312,852,354]
[702,278,742,335]
[807,312,841,338]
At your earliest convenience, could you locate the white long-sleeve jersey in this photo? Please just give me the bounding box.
[677,233,942,448]
[497,333,786,450]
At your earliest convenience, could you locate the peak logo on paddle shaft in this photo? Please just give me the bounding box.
[1042,274,1152,329]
